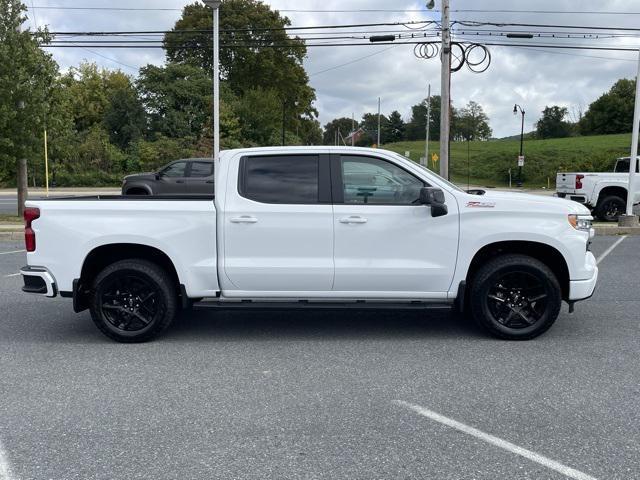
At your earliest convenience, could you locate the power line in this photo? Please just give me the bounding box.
[455,20,640,33]
[40,41,640,52]
[309,46,398,76]
[27,6,640,15]
[37,20,435,36]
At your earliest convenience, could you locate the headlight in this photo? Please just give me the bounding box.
[568,214,592,231]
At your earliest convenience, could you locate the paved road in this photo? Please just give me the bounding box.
[0,190,120,215]
[0,237,638,479]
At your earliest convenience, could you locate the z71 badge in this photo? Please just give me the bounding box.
[466,201,496,208]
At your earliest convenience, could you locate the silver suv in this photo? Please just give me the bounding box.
[122,158,214,195]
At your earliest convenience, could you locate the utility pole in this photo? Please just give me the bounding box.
[351,113,355,147]
[621,49,640,225]
[377,97,381,147]
[514,104,525,187]
[425,83,431,167]
[439,0,451,179]
[282,100,286,146]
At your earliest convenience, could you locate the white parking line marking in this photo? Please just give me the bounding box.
[3,273,20,278]
[0,251,25,256]
[395,401,598,480]
[596,236,626,265]
[0,441,16,480]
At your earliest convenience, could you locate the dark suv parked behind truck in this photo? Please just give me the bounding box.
[122,158,214,195]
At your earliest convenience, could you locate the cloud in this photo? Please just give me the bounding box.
[30,0,640,137]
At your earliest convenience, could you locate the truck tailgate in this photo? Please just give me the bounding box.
[556,173,576,193]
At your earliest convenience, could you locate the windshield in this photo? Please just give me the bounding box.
[390,152,465,193]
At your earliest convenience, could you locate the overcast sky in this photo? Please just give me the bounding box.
[28,0,640,138]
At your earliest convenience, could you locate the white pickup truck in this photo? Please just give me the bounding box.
[556,157,640,221]
[21,147,598,342]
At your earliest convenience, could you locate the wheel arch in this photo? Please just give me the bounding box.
[596,185,627,204]
[465,241,570,300]
[75,243,182,312]
[123,183,153,195]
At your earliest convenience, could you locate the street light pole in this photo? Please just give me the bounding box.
[622,49,640,223]
[514,104,525,187]
[203,0,221,171]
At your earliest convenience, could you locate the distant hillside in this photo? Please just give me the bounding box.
[385,133,632,187]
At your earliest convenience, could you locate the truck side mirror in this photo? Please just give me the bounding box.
[419,187,448,218]
[155,172,162,180]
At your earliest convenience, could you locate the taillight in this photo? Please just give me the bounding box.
[575,174,584,189]
[24,207,40,252]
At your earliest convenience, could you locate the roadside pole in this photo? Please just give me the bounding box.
[352,113,355,147]
[439,0,451,179]
[213,3,220,166]
[203,0,221,184]
[425,83,431,167]
[621,49,640,225]
[377,97,381,147]
[44,128,49,197]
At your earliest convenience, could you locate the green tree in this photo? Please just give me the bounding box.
[406,95,441,141]
[536,105,572,139]
[60,62,132,134]
[164,1,316,120]
[323,117,356,145]
[385,110,406,143]
[0,0,59,212]
[104,87,146,150]
[359,113,389,146]
[580,78,636,135]
[453,101,492,141]
[137,62,212,141]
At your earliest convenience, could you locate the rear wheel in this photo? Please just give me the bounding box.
[89,259,177,342]
[470,254,562,340]
[595,195,625,222]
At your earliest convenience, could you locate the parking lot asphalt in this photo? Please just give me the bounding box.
[0,236,638,480]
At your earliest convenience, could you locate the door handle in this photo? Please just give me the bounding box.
[176,180,185,184]
[339,216,368,224]
[230,216,258,224]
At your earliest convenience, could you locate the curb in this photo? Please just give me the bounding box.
[594,226,640,236]
[0,232,23,240]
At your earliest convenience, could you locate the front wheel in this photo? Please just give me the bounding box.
[89,259,178,342]
[470,254,562,340]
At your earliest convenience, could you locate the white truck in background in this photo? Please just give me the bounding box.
[20,147,598,343]
[556,157,640,222]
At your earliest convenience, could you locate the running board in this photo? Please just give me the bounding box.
[193,300,453,311]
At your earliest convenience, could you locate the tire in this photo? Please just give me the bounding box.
[469,254,562,340]
[595,195,625,222]
[89,259,178,343]
[125,189,149,196]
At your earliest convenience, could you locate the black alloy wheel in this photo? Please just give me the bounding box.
[99,273,161,333]
[486,271,549,329]
[89,259,177,342]
[470,254,562,340]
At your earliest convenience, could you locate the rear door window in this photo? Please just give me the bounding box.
[189,161,214,177]
[240,156,319,204]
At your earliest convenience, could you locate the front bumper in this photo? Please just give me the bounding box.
[20,266,57,297]
[569,252,598,301]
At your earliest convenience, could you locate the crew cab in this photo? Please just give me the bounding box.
[122,158,214,195]
[21,147,598,342]
[556,157,640,221]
